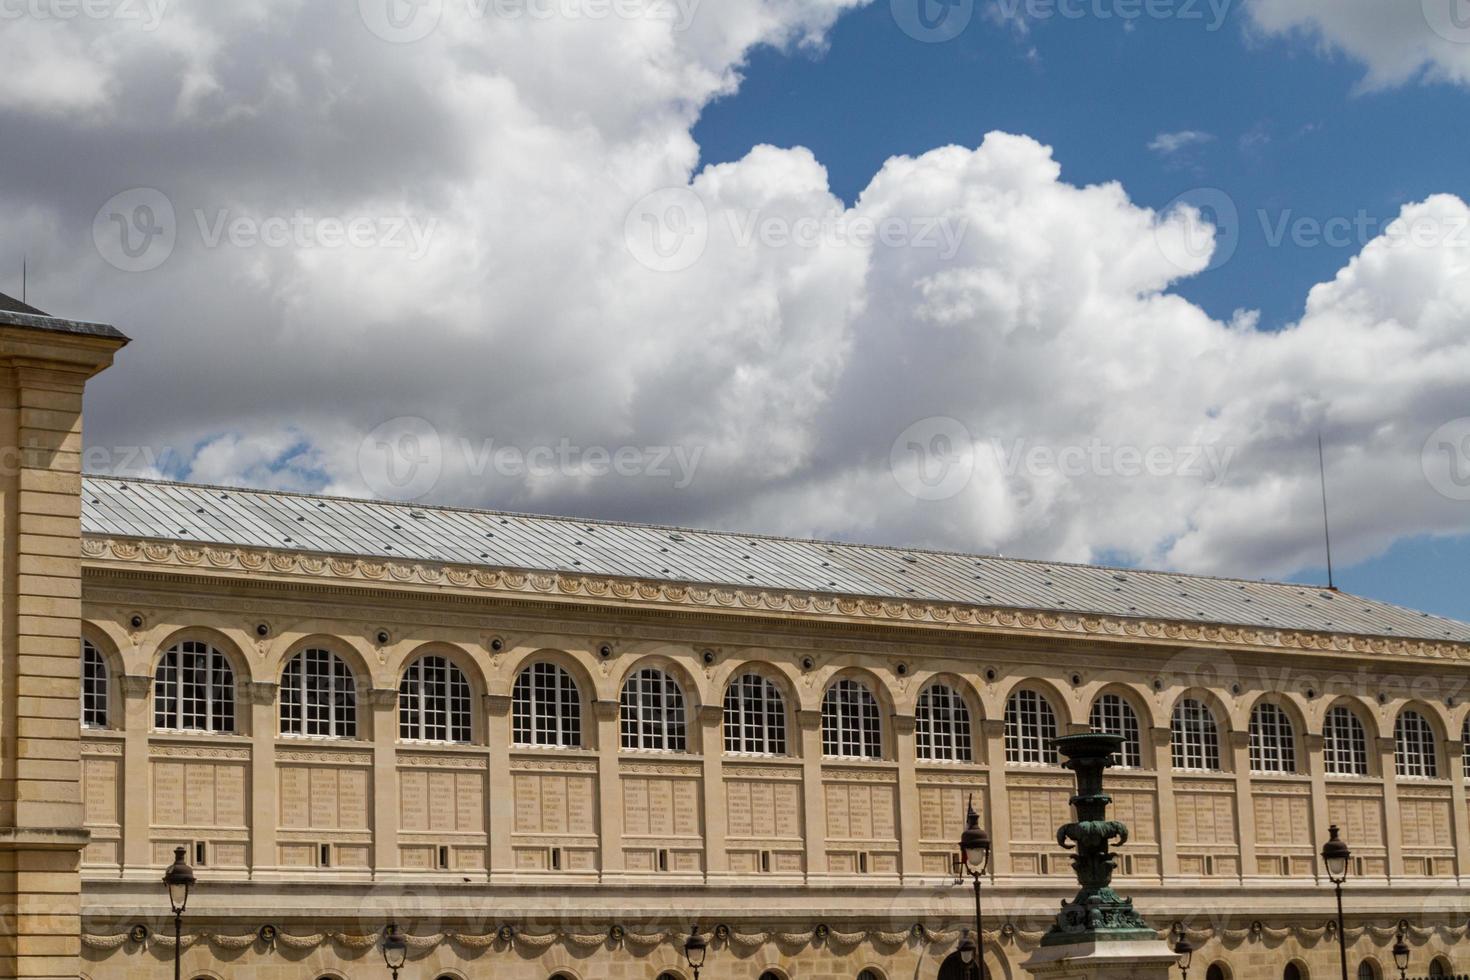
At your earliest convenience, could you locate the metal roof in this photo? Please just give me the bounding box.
[81,475,1470,644]
[0,292,128,341]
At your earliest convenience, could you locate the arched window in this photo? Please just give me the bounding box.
[512,662,581,748]
[1004,688,1059,765]
[858,970,887,980]
[1463,717,1470,781]
[1395,709,1438,778]
[1249,702,1296,773]
[398,655,472,743]
[1171,698,1221,771]
[758,972,786,980]
[1428,958,1450,978]
[1089,693,1142,768]
[822,679,882,760]
[153,641,235,733]
[82,639,109,730]
[723,673,786,756]
[1324,705,1369,776]
[620,668,686,752]
[1357,961,1380,980]
[1206,965,1229,980]
[280,648,357,738]
[1284,964,1305,980]
[916,682,973,763]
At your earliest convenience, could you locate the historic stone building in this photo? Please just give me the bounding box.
[4,296,1470,980]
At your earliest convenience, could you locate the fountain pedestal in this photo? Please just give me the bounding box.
[1020,732,1179,980]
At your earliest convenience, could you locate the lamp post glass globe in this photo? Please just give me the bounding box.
[1321,824,1351,883]
[1174,937,1193,974]
[958,934,977,964]
[959,796,992,874]
[683,926,707,971]
[382,922,408,972]
[162,846,195,916]
[1393,925,1410,976]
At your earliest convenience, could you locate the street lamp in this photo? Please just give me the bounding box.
[381,922,407,979]
[162,845,195,980]
[1393,921,1410,980]
[957,794,992,979]
[957,932,978,980]
[1171,923,1194,980]
[1321,824,1352,980]
[683,924,708,980]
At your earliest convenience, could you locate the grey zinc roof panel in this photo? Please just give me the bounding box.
[77,474,1470,644]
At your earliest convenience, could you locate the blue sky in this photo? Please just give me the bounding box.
[691,1,1470,620]
[6,1,1467,625]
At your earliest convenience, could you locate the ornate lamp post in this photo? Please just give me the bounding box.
[1321,825,1352,980]
[1171,923,1194,980]
[162,845,196,980]
[683,924,708,980]
[1041,732,1156,946]
[957,794,992,978]
[1392,921,1410,980]
[956,931,979,979]
[381,922,408,979]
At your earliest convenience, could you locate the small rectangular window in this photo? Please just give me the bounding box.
[319,843,331,868]
[193,841,207,867]
[760,850,771,874]
[857,852,869,874]
[437,845,450,870]
[657,848,669,872]
[550,847,562,871]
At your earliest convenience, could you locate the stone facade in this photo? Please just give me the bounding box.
[73,556,1470,980]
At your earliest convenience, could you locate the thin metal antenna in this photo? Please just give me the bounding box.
[21,255,26,305]
[1317,432,1335,590]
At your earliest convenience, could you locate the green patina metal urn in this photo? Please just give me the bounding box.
[1040,731,1157,947]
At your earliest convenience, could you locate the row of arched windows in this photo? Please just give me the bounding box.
[80,640,1470,777]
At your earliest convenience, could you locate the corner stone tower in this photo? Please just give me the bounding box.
[0,294,127,979]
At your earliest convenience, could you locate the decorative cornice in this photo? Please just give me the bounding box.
[81,536,1470,662]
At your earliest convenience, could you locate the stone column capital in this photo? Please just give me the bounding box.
[121,674,152,699]
[484,694,512,715]
[892,713,916,737]
[243,681,278,707]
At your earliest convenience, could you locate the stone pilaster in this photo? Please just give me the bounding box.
[1149,726,1180,879]
[1376,736,1405,877]
[485,693,513,876]
[892,712,921,879]
[0,313,127,979]
[1228,729,1255,879]
[368,688,399,874]
[594,699,623,873]
[698,703,726,878]
[981,718,1011,877]
[119,674,151,875]
[796,708,825,878]
[245,681,278,877]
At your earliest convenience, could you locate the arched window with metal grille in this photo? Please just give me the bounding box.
[915,682,973,763]
[1170,698,1221,771]
[82,639,109,730]
[1004,688,1059,765]
[1088,693,1142,768]
[822,678,882,760]
[723,673,787,756]
[1323,705,1369,776]
[1249,702,1297,773]
[282,652,360,734]
[153,640,235,733]
[512,662,582,748]
[1394,709,1438,778]
[280,648,357,738]
[398,655,472,743]
[620,667,687,752]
